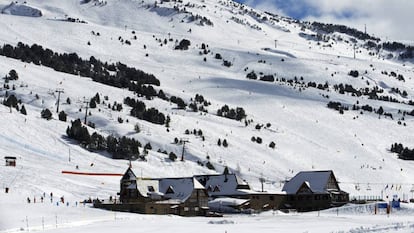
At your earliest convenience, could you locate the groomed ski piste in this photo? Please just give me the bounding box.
[1,0,414,232]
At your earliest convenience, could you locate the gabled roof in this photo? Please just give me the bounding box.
[195,173,250,196]
[158,177,205,202]
[282,170,339,194]
[122,167,137,181]
[297,181,312,194]
[120,168,249,199]
[192,177,205,190]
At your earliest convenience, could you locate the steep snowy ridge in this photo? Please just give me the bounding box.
[1,0,414,232]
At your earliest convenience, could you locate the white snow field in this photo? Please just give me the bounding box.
[1,0,414,232]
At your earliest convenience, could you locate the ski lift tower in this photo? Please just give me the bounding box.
[179,138,189,162]
[83,98,90,124]
[55,88,64,113]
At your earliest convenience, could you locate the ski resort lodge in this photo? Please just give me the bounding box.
[94,168,348,215]
[282,170,349,211]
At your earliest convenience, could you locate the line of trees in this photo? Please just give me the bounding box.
[311,22,379,41]
[66,119,143,160]
[124,97,166,125]
[0,42,160,98]
[390,143,414,160]
[217,104,246,121]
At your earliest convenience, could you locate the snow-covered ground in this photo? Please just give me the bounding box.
[2,190,414,233]
[1,0,414,232]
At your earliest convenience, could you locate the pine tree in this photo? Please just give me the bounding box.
[4,95,18,108]
[94,93,100,104]
[58,111,67,122]
[165,115,171,128]
[20,105,27,115]
[8,69,19,80]
[144,142,152,151]
[89,99,97,108]
[222,139,228,147]
[41,108,53,120]
[169,152,177,161]
[134,123,141,133]
[206,161,215,170]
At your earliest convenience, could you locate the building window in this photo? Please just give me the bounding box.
[213,185,221,192]
[184,207,189,211]
[194,207,199,211]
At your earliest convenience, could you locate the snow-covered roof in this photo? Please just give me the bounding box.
[136,179,160,198]
[155,199,182,205]
[209,197,249,208]
[123,167,138,181]
[195,174,250,197]
[192,177,205,190]
[282,170,336,194]
[158,177,204,202]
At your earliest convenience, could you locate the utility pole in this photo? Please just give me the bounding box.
[259,174,265,192]
[55,88,64,113]
[274,39,277,49]
[180,138,189,161]
[83,98,89,124]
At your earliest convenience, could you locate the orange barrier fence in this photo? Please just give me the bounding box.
[61,170,123,176]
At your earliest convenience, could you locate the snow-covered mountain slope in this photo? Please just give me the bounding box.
[1,0,414,219]
[1,2,42,17]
